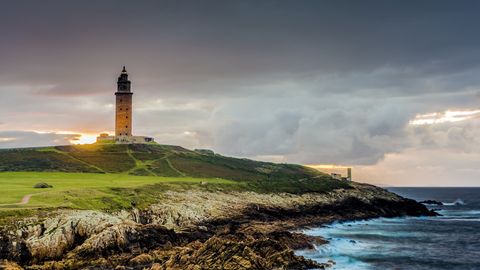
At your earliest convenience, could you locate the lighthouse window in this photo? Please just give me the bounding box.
[120,99,122,102]
[126,126,128,128]
[119,108,122,111]
[126,108,129,111]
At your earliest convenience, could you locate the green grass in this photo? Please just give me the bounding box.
[68,152,136,173]
[168,155,262,181]
[0,144,327,182]
[0,143,351,219]
[150,159,183,177]
[0,172,237,211]
[0,149,100,173]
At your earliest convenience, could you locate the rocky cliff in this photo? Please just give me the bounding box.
[0,182,435,269]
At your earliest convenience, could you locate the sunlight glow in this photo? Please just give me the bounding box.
[70,134,98,145]
[409,109,480,126]
[28,130,100,145]
[307,164,351,178]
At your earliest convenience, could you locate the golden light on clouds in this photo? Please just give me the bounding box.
[38,130,100,145]
[306,164,350,170]
[307,164,352,179]
[24,130,108,145]
[409,109,480,126]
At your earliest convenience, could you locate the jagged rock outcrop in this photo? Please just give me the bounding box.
[26,211,125,261]
[157,235,327,270]
[0,183,435,269]
[134,182,432,230]
[71,223,184,259]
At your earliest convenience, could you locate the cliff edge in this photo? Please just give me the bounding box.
[0,182,435,269]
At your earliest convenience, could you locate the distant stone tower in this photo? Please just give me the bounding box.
[96,67,154,144]
[115,66,133,137]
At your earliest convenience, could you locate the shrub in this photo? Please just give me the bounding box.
[33,182,53,188]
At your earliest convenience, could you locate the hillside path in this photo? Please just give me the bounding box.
[126,148,157,176]
[163,154,187,177]
[20,194,32,204]
[38,147,106,173]
[0,194,32,207]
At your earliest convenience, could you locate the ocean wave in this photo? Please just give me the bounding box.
[296,237,373,270]
[451,210,480,215]
[437,209,480,217]
[299,213,480,269]
[435,218,480,222]
[443,199,466,206]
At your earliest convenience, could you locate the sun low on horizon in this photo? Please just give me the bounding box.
[70,133,104,145]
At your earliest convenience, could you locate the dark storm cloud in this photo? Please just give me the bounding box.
[2,0,480,95]
[1,0,480,171]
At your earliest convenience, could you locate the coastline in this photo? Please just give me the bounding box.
[0,182,435,269]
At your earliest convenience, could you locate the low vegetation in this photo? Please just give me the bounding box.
[0,143,350,215]
[33,182,53,189]
[0,172,238,209]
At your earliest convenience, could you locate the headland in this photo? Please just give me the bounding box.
[0,143,435,269]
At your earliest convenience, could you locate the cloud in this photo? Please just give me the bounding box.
[355,148,480,186]
[1,1,480,185]
[0,131,79,149]
[409,116,480,153]
[215,110,302,157]
[409,109,480,125]
[202,66,480,165]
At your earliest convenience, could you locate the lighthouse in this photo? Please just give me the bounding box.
[96,67,154,144]
[115,66,133,137]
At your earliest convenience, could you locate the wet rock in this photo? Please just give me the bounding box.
[266,231,328,250]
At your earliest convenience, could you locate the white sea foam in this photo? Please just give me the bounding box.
[298,202,480,269]
[443,198,466,206]
[296,236,373,270]
[298,220,403,270]
[435,218,480,222]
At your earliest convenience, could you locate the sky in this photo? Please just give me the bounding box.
[1,0,480,186]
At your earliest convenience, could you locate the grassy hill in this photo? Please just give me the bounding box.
[0,143,350,214]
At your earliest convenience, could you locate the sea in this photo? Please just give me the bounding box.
[296,187,480,270]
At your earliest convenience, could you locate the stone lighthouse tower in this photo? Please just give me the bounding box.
[115,66,133,137]
[96,67,154,144]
